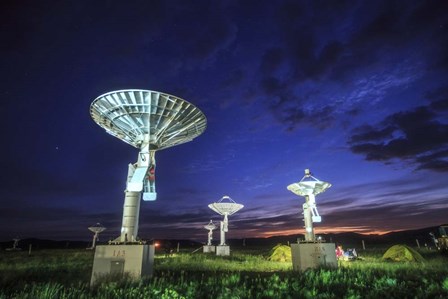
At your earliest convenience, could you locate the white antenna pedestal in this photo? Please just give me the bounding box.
[287,169,337,271]
[90,244,154,286]
[290,242,337,271]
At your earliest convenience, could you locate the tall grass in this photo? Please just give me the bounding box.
[156,251,291,272]
[1,247,447,298]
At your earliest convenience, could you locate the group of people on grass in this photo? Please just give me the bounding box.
[335,245,358,261]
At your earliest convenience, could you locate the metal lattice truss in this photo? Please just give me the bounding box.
[90,89,207,150]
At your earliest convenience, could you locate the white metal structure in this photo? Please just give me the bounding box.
[208,196,243,246]
[287,169,331,241]
[5,238,22,251]
[204,220,217,246]
[12,238,20,249]
[91,89,207,243]
[88,223,106,249]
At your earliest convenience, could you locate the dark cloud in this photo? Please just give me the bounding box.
[260,77,287,95]
[260,48,284,74]
[349,103,448,172]
[427,87,448,112]
[162,2,238,70]
[255,0,448,132]
[350,125,395,143]
[267,93,306,131]
[415,150,448,172]
[266,91,336,131]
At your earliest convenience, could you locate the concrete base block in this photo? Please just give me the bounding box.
[216,245,230,256]
[291,243,337,271]
[90,244,154,285]
[203,245,216,253]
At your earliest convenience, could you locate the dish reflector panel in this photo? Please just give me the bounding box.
[208,196,244,216]
[204,221,217,230]
[287,180,331,196]
[88,223,106,234]
[90,89,207,150]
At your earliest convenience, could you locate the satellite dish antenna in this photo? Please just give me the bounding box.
[6,237,22,251]
[208,196,243,247]
[88,223,106,249]
[204,220,217,246]
[91,89,207,243]
[12,238,20,249]
[287,169,331,241]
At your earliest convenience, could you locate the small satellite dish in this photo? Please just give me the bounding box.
[87,223,106,249]
[6,238,22,251]
[204,220,217,246]
[204,220,217,231]
[208,196,244,246]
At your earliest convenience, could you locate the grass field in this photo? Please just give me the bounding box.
[0,245,447,298]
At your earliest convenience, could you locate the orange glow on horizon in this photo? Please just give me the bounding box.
[258,227,396,238]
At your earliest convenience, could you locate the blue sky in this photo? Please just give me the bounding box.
[1,0,447,242]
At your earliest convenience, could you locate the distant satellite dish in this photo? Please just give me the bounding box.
[204,220,217,246]
[208,195,244,216]
[204,220,217,231]
[88,223,106,234]
[6,238,22,251]
[208,196,244,246]
[87,223,106,249]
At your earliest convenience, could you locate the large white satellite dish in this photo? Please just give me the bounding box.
[91,89,207,243]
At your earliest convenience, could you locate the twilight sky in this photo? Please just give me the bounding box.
[1,0,447,242]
